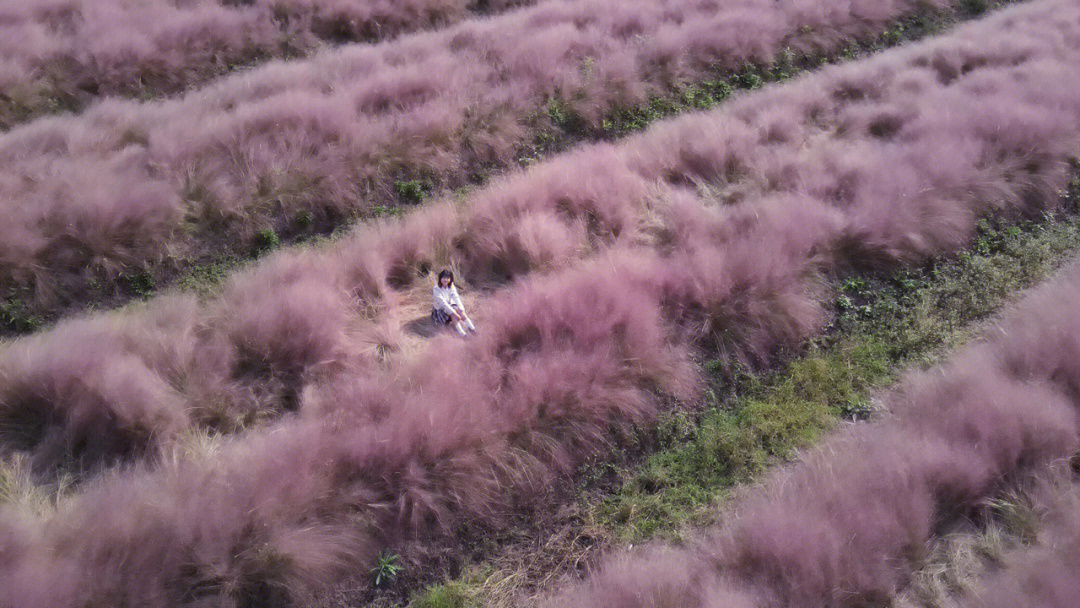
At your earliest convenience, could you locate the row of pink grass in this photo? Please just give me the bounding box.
[0,0,530,128]
[0,0,951,316]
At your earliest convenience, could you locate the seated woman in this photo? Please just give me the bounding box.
[431,269,476,337]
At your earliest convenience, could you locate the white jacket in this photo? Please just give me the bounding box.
[432,282,464,315]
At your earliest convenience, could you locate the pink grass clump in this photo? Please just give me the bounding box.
[0,258,701,607]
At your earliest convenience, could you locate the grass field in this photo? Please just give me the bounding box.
[4,0,1080,607]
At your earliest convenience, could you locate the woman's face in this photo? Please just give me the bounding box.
[440,276,450,287]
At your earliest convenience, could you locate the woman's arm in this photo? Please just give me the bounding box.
[433,286,458,314]
[450,285,465,310]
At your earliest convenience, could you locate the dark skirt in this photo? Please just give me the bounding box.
[431,308,453,325]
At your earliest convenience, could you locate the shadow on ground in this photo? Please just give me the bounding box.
[402,315,443,339]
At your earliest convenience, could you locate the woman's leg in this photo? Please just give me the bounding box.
[449,308,469,336]
[433,308,465,335]
[455,307,476,331]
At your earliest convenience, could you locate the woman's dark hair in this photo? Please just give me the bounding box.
[437,269,454,287]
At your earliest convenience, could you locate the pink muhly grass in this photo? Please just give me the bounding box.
[0,298,198,472]
[544,260,1080,608]
[0,0,532,128]
[0,0,954,317]
[0,259,701,607]
[4,2,1080,603]
[3,0,1080,491]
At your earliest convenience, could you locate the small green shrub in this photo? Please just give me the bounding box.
[371,551,403,587]
[0,294,41,333]
[371,204,405,218]
[706,79,734,101]
[893,272,919,292]
[294,209,314,228]
[732,66,763,89]
[394,179,430,203]
[839,395,875,421]
[841,277,868,293]
[255,228,280,251]
[126,272,155,298]
[411,581,475,608]
[546,97,571,126]
[841,43,861,61]
[883,22,906,45]
[702,358,725,375]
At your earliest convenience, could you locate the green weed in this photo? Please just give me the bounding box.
[294,209,315,228]
[178,258,242,297]
[255,228,281,252]
[125,272,156,298]
[371,551,403,587]
[395,179,431,203]
[411,581,476,608]
[371,204,405,218]
[1,293,42,333]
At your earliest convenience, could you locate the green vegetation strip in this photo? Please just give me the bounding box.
[407,183,1080,607]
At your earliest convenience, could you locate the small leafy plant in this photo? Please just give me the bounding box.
[371,204,405,218]
[395,179,431,203]
[841,277,868,294]
[255,227,280,251]
[371,551,403,587]
[294,209,314,228]
[126,272,156,298]
[1,293,41,333]
[732,65,763,89]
